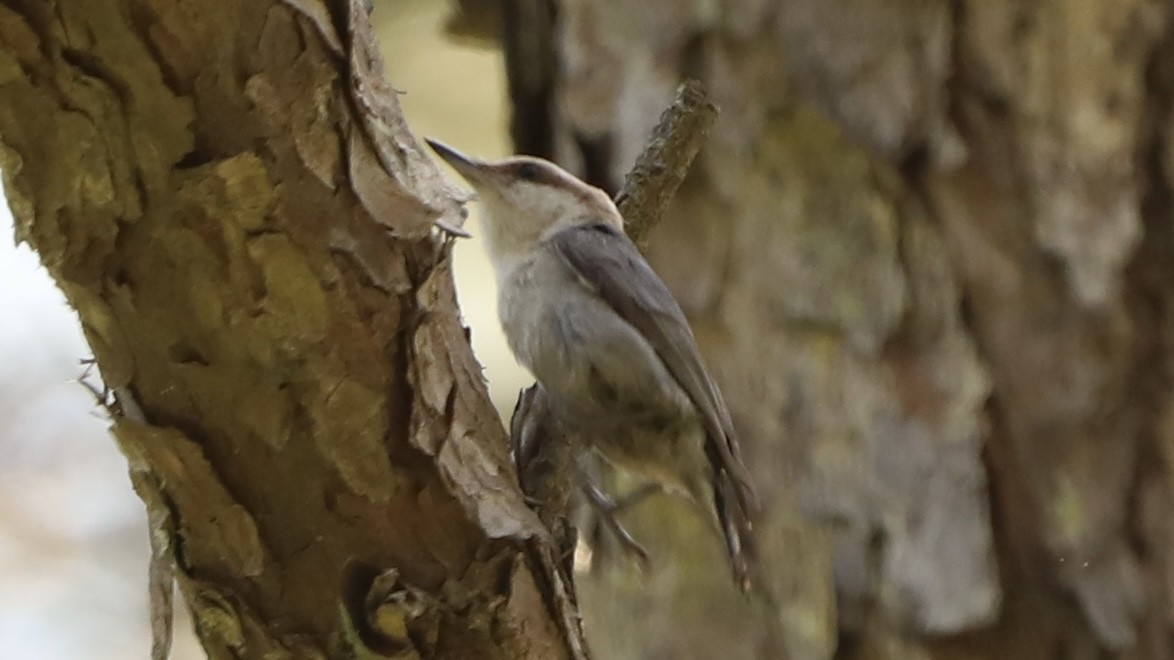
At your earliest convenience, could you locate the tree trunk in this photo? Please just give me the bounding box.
[512,0,1174,657]
[0,1,575,657]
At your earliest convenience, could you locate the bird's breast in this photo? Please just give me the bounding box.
[498,252,693,420]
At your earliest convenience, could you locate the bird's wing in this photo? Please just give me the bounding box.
[549,222,760,514]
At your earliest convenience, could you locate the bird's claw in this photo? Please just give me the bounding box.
[580,482,655,568]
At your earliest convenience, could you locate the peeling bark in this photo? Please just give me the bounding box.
[0,1,574,657]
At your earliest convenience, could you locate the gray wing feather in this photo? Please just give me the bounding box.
[550,222,760,514]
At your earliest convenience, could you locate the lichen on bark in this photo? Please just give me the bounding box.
[0,0,575,657]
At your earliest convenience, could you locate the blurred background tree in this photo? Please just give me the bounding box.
[481,0,1174,658]
[3,0,1172,658]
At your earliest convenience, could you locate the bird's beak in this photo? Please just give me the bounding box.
[425,138,495,189]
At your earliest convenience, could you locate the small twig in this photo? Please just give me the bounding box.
[615,79,718,246]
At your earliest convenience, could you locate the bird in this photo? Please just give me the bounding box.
[425,138,760,590]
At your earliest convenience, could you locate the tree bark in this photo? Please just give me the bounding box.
[513,0,1174,658]
[0,1,577,657]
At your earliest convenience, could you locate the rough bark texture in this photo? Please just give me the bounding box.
[497,0,1174,658]
[0,1,577,657]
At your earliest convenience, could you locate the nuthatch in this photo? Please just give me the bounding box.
[426,139,759,589]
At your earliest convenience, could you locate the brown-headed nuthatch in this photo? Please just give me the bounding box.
[426,139,759,590]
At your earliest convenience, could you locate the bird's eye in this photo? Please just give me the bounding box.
[515,162,542,182]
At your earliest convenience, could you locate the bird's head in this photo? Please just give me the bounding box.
[426,139,622,271]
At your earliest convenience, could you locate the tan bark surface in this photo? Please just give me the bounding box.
[0,1,574,657]
[513,0,1174,657]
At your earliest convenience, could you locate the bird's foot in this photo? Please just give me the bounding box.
[579,482,659,568]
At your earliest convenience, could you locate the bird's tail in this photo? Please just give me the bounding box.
[711,467,760,592]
